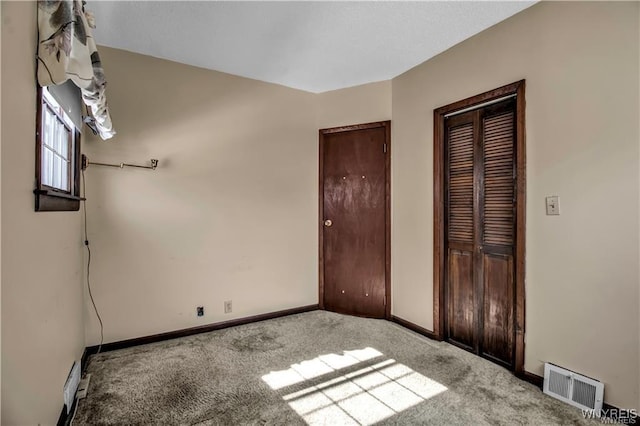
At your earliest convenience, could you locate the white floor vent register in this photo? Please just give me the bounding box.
[543,363,604,413]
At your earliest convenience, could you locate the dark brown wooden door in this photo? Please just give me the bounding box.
[320,122,390,319]
[445,99,516,369]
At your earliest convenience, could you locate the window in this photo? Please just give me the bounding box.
[35,86,82,211]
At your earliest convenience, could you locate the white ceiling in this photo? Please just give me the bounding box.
[89,1,536,93]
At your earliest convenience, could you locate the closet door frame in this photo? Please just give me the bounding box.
[433,80,526,375]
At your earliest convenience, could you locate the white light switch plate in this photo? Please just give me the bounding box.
[546,196,560,215]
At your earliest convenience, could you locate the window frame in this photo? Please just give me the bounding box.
[35,86,83,212]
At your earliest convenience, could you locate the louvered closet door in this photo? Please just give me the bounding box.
[445,111,477,351]
[445,99,517,369]
[479,100,516,367]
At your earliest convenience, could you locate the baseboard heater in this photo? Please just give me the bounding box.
[63,361,81,414]
[543,362,604,414]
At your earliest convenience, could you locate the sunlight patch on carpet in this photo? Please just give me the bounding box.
[261,347,382,390]
[262,348,447,425]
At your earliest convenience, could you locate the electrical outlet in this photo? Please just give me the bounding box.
[197,306,204,317]
[224,300,232,314]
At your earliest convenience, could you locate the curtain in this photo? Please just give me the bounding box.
[37,0,115,140]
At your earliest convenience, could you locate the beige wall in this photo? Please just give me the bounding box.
[392,1,640,410]
[82,50,392,346]
[1,2,86,424]
[316,81,391,129]
[82,48,320,343]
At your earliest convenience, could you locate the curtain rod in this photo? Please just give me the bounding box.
[81,155,158,171]
[444,94,516,118]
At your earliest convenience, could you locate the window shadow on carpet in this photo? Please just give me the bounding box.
[262,347,448,425]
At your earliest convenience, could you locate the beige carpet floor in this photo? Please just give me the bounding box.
[74,310,598,425]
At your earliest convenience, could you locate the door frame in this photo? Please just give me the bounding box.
[318,121,392,320]
[433,81,526,374]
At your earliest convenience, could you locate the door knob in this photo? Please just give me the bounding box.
[324,219,333,227]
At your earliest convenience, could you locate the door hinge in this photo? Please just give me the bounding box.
[383,143,387,153]
[384,295,387,306]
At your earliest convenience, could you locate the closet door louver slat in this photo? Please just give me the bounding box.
[448,123,474,243]
[483,112,515,247]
